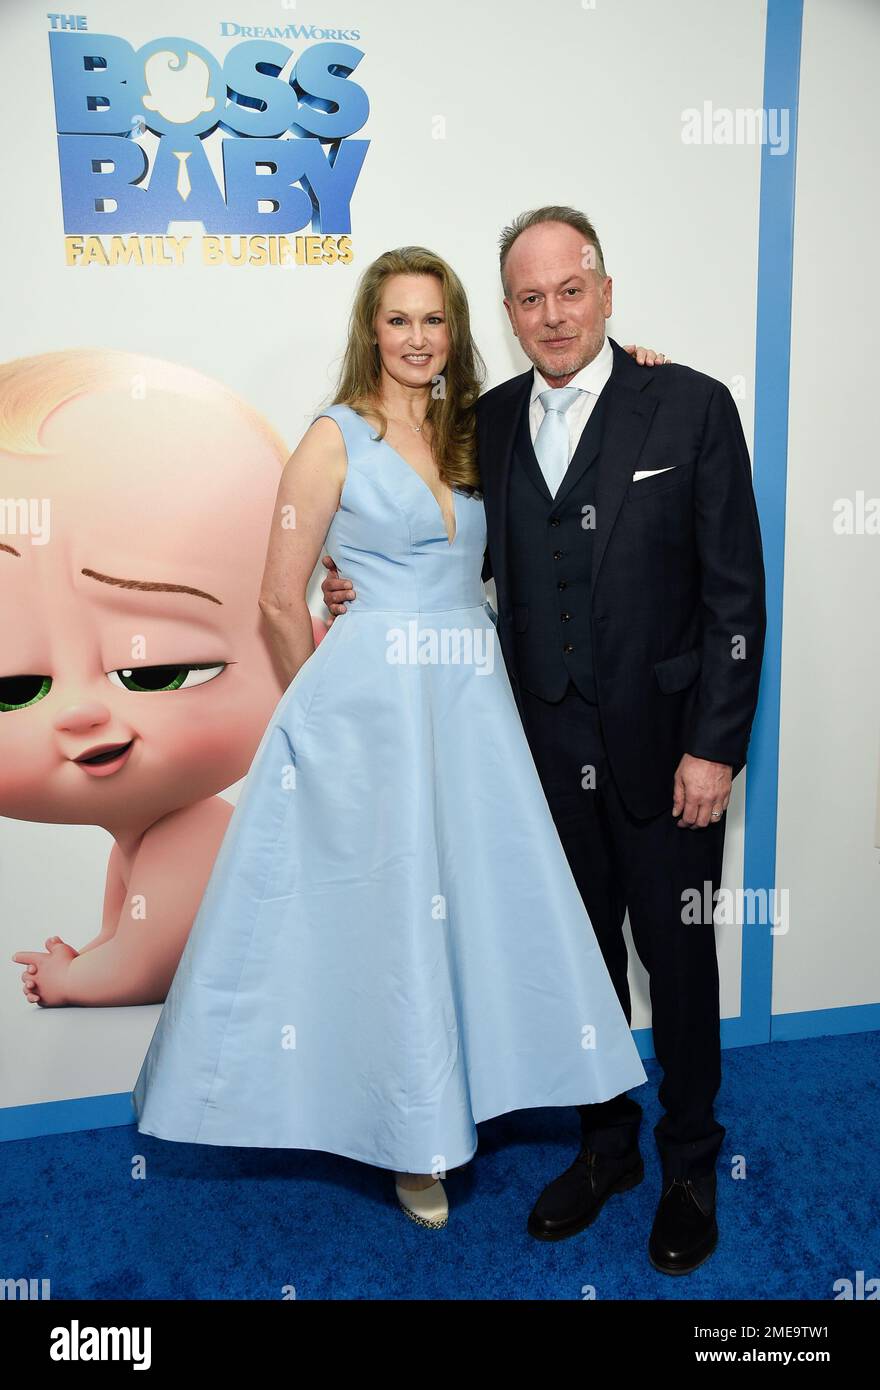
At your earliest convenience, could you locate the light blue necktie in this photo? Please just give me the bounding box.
[534,387,583,496]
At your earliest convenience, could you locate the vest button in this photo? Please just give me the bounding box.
[560,612,572,622]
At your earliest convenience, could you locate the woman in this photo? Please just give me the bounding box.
[133,247,651,1229]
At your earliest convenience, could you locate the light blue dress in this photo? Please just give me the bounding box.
[133,404,647,1173]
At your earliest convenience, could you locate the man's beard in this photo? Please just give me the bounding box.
[529,329,604,380]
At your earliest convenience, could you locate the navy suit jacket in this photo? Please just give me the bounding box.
[476,337,767,818]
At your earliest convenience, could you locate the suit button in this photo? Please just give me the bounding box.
[561,612,572,622]
[557,580,567,590]
[549,516,561,527]
[553,550,563,560]
[563,643,575,653]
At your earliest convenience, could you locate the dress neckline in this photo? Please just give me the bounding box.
[346,404,457,547]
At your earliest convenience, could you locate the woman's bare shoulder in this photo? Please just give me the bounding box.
[294,412,347,457]
[279,415,347,498]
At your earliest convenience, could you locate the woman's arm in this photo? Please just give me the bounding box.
[258,416,347,686]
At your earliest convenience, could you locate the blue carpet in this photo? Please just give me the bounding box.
[2,1031,878,1300]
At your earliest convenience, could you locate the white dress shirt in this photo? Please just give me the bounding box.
[528,334,614,492]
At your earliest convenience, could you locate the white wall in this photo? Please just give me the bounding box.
[1,0,770,1112]
[773,0,880,1018]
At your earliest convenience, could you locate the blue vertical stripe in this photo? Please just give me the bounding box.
[738,0,804,1045]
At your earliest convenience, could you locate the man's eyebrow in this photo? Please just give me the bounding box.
[81,568,222,605]
[519,274,583,296]
[0,543,21,557]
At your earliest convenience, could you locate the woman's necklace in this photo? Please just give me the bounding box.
[386,412,428,434]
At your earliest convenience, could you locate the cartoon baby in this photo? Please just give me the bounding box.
[2,349,326,1006]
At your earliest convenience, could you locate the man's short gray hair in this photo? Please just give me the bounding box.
[498,206,607,295]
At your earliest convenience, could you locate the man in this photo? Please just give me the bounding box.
[323,206,766,1274]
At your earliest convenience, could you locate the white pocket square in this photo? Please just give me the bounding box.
[632,466,677,481]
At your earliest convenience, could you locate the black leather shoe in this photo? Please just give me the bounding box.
[648,1175,718,1275]
[527,1146,644,1242]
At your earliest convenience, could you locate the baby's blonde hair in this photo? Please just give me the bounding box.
[0,348,289,460]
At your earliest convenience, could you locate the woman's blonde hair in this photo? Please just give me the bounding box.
[332,246,486,492]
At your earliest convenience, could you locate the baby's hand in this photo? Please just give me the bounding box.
[13,937,78,1007]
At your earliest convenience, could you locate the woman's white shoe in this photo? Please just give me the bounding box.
[394,1177,448,1229]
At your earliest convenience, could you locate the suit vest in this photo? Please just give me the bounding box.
[506,385,609,703]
